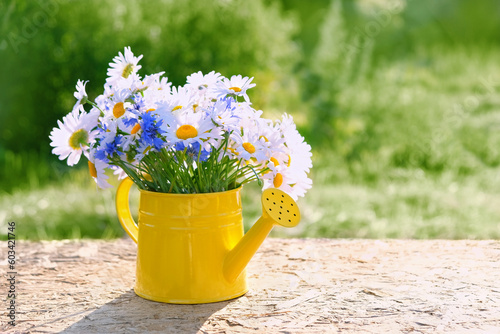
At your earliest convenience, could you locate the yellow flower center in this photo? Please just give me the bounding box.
[88,161,97,178]
[193,104,199,111]
[270,157,279,167]
[146,108,156,113]
[273,173,283,188]
[176,125,198,140]
[131,123,141,134]
[228,147,238,155]
[259,135,269,142]
[113,102,125,118]
[122,63,134,78]
[172,105,183,111]
[242,142,256,154]
[287,154,291,167]
[229,87,242,93]
[68,129,88,150]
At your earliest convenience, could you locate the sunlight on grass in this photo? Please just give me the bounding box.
[0,169,139,240]
[295,169,500,239]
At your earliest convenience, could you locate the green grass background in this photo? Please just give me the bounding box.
[1,0,500,240]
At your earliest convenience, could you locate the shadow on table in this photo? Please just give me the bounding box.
[61,289,231,333]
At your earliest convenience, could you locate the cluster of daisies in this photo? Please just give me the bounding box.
[50,47,312,199]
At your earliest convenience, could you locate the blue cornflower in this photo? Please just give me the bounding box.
[95,149,107,162]
[174,141,186,151]
[140,112,165,151]
[104,135,123,156]
[175,142,210,162]
[131,94,145,114]
[95,135,123,162]
[122,117,138,127]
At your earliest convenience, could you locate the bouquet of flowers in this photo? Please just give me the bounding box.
[50,47,312,199]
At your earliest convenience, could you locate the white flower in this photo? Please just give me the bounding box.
[112,166,128,180]
[169,86,196,113]
[106,47,143,85]
[256,118,285,152]
[280,114,312,174]
[73,80,88,110]
[231,128,269,163]
[140,73,172,103]
[88,152,112,189]
[186,71,222,96]
[49,106,99,166]
[207,98,241,131]
[261,162,311,201]
[234,102,262,129]
[136,72,165,91]
[112,72,144,94]
[163,109,217,147]
[121,124,141,152]
[101,89,135,132]
[213,75,256,103]
[258,114,313,200]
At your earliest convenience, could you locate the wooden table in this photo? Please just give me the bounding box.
[1,239,499,333]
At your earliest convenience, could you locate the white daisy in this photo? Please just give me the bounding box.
[121,122,141,152]
[261,162,311,201]
[256,118,285,153]
[140,73,172,103]
[234,102,262,129]
[231,128,268,163]
[106,47,143,85]
[186,71,222,98]
[280,114,312,173]
[138,72,165,91]
[111,72,144,94]
[289,170,313,199]
[169,86,195,113]
[212,75,256,103]
[257,114,313,199]
[49,106,99,166]
[100,89,135,132]
[112,165,128,180]
[207,98,241,132]
[163,110,216,147]
[88,152,112,189]
[73,80,88,110]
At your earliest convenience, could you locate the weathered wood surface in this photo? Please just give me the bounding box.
[1,238,499,333]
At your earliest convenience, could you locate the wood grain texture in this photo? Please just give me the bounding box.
[1,238,499,333]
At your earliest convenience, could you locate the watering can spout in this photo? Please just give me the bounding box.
[223,188,301,283]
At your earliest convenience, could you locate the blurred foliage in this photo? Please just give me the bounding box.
[300,0,500,178]
[0,169,128,240]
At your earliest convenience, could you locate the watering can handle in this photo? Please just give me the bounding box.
[116,177,139,244]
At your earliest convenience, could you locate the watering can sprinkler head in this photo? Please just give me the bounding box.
[223,188,301,283]
[260,188,301,228]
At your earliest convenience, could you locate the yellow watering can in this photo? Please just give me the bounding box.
[116,178,301,304]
